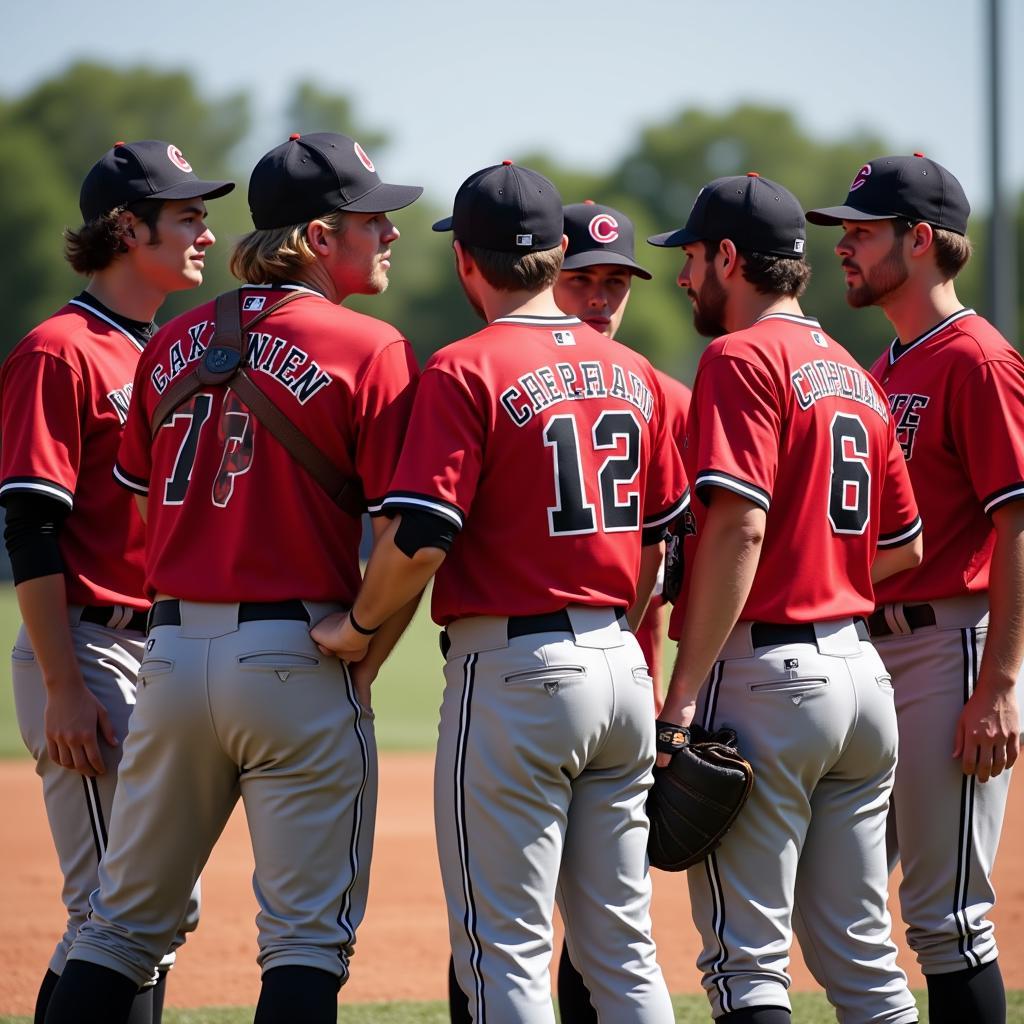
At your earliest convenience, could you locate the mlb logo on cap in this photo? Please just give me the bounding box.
[516,234,534,247]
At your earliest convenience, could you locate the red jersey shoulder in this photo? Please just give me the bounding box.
[7,301,141,370]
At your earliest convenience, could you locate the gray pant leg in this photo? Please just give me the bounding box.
[878,622,1011,974]
[792,644,917,1024]
[11,621,199,977]
[557,643,673,1024]
[438,615,672,1024]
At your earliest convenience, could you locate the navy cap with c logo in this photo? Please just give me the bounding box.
[562,201,652,279]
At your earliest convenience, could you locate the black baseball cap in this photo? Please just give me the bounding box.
[79,140,235,222]
[433,162,563,253]
[806,153,970,235]
[562,201,652,280]
[648,173,807,259]
[248,132,423,230]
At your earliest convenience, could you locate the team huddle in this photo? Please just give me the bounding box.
[1,132,1021,1024]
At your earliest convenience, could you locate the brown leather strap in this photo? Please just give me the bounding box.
[148,288,365,517]
[150,291,307,433]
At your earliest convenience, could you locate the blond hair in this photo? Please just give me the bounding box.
[229,210,348,284]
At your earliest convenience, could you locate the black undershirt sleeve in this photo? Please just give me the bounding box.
[392,508,458,557]
[2,492,68,584]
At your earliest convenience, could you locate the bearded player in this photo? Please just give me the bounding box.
[809,154,1024,1024]
[651,173,922,1024]
[0,141,232,1024]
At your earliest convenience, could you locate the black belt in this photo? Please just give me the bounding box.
[440,607,629,657]
[80,606,149,632]
[148,599,310,631]
[750,619,869,648]
[866,603,936,638]
[507,608,629,640]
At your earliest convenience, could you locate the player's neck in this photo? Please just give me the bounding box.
[481,287,565,324]
[726,293,805,334]
[86,266,167,323]
[879,278,964,346]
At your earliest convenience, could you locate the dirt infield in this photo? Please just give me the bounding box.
[3,753,1023,1014]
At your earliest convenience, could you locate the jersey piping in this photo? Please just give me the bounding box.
[490,315,583,327]
[382,492,465,529]
[67,298,147,353]
[0,476,74,508]
[887,308,975,366]
[754,312,822,327]
[982,482,1024,516]
[877,515,923,549]
[112,463,149,496]
[644,488,691,528]
[695,470,771,512]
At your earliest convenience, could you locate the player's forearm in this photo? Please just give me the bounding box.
[871,533,923,583]
[978,504,1024,691]
[662,495,765,723]
[15,574,85,692]
[628,541,664,631]
[352,519,445,632]
[354,591,424,684]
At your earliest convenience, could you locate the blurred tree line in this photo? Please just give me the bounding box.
[1,62,1021,383]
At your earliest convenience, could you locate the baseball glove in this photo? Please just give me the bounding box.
[646,723,754,872]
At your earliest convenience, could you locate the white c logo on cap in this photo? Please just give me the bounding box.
[588,213,619,244]
[849,164,872,192]
[354,142,375,173]
[167,145,192,173]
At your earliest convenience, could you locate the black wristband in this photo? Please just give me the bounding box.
[655,720,689,756]
[348,608,380,636]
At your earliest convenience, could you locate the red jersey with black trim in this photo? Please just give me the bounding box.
[668,312,920,638]
[870,308,1024,604]
[0,298,148,609]
[384,314,690,625]
[116,284,418,602]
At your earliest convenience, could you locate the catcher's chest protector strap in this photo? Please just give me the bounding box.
[149,289,365,517]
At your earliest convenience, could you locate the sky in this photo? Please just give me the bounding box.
[3,0,1022,213]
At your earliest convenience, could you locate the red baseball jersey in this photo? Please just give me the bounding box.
[0,298,148,609]
[654,369,691,453]
[116,284,418,603]
[668,312,920,637]
[384,314,690,625]
[870,308,1024,604]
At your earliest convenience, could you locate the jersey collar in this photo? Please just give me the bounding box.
[888,307,975,365]
[755,312,822,327]
[490,314,583,327]
[68,297,148,352]
[244,281,329,299]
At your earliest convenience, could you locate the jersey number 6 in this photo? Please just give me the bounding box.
[544,410,641,537]
[828,412,871,535]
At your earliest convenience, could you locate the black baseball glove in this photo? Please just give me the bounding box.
[646,722,754,872]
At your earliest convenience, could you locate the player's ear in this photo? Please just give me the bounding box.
[305,219,334,257]
[719,238,740,277]
[453,239,473,277]
[907,221,935,259]
[559,234,569,254]
[117,210,140,250]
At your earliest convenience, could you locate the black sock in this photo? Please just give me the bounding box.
[43,960,140,1024]
[151,969,167,1024]
[448,954,471,1024]
[556,942,597,1023]
[33,969,60,1024]
[719,1008,792,1024]
[927,960,1005,1024]
[254,965,340,1024]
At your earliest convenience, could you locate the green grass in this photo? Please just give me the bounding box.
[9,990,1023,1023]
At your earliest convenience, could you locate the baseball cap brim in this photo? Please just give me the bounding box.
[805,205,896,226]
[341,181,423,214]
[149,179,236,204]
[562,249,652,280]
[647,226,703,248]
[432,215,454,232]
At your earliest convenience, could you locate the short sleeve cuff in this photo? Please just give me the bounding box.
[643,488,690,530]
[112,463,149,496]
[382,491,465,530]
[877,516,923,549]
[0,476,73,509]
[695,470,771,512]
[983,482,1024,516]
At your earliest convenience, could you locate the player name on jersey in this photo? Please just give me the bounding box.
[499,359,654,427]
[790,358,889,421]
[148,320,332,405]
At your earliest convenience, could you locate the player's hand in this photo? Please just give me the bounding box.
[953,680,1020,783]
[310,611,371,663]
[44,681,117,777]
[655,701,696,768]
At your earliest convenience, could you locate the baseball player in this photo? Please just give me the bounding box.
[808,155,1024,1024]
[42,132,422,1024]
[0,140,232,1024]
[313,161,687,1024]
[650,174,923,1024]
